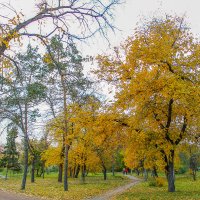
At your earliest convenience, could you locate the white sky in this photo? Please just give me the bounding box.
[1,0,200,144]
[1,0,200,55]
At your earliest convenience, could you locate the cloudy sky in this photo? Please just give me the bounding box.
[1,0,200,55]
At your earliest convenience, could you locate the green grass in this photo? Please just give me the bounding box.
[0,171,130,200]
[113,172,200,200]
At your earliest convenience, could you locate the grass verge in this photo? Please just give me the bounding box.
[0,172,129,200]
[113,173,200,200]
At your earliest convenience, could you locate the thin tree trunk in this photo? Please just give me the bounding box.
[42,162,45,179]
[58,164,63,182]
[21,135,28,189]
[31,157,35,183]
[112,164,115,176]
[64,144,69,191]
[75,164,80,178]
[192,170,196,181]
[69,167,72,178]
[103,166,107,180]
[5,166,8,180]
[21,104,29,190]
[152,166,158,177]
[60,72,69,191]
[81,165,85,183]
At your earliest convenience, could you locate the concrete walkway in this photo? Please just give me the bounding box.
[0,190,42,200]
[87,175,141,200]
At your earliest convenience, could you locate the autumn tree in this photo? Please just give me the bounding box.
[96,15,200,192]
[42,35,93,190]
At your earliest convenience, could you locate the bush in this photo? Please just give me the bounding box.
[177,167,187,174]
[155,177,165,187]
[0,168,4,173]
[149,177,165,187]
[149,179,156,187]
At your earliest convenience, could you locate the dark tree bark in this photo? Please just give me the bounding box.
[144,169,148,181]
[165,150,175,192]
[152,166,158,177]
[31,157,35,183]
[58,164,63,182]
[112,164,115,176]
[21,105,29,190]
[63,144,69,191]
[81,165,86,183]
[21,135,28,189]
[102,165,107,180]
[75,165,80,178]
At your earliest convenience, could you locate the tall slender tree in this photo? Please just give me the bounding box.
[0,45,47,189]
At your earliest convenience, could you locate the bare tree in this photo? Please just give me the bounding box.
[0,0,121,57]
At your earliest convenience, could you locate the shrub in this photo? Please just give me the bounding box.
[155,177,165,187]
[149,179,156,187]
[149,177,165,187]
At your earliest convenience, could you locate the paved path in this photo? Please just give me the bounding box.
[0,190,42,200]
[87,175,141,200]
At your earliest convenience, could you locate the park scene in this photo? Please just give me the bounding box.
[0,0,199,199]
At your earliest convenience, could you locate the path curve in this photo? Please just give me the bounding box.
[0,189,42,200]
[87,175,141,200]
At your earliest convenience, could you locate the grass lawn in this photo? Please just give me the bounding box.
[113,172,200,200]
[0,171,130,200]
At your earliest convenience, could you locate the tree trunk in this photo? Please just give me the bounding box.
[112,164,115,176]
[31,158,35,183]
[69,167,72,178]
[144,169,148,181]
[42,162,45,179]
[166,151,175,192]
[21,135,28,190]
[5,166,8,180]
[103,166,107,180]
[58,164,63,182]
[81,165,85,183]
[135,168,140,176]
[64,144,69,191]
[75,164,80,178]
[152,166,158,177]
[192,170,196,181]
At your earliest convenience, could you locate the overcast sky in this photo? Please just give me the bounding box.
[1,0,200,144]
[1,0,200,55]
